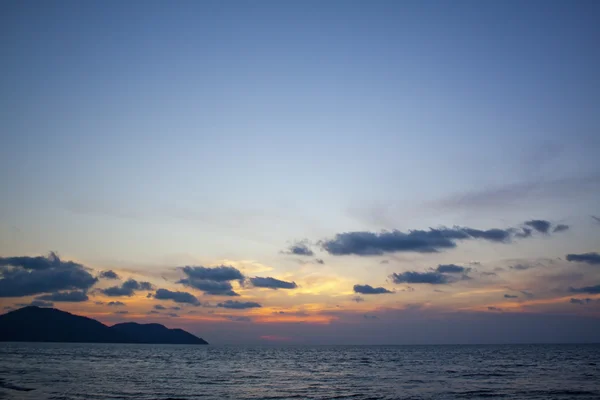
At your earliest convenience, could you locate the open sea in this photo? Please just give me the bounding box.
[0,343,599,400]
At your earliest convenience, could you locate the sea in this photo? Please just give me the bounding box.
[0,343,599,400]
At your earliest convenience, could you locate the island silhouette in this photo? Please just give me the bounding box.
[0,306,208,345]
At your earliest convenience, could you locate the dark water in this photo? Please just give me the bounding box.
[0,343,599,400]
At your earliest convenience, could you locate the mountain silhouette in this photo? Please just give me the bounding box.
[0,306,208,345]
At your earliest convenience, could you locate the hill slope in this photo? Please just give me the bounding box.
[0,306,208,345]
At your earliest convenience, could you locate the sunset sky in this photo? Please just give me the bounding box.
[1,1,600,344]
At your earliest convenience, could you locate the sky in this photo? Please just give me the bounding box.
[1,0,600,344]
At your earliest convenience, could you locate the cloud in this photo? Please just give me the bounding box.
[353,284,392,294]
[592,216,600,224]
[566,252,600,265]
[166,313,179,318]
[99,279,153,297]
[224,315,252,322]
[217,300,262,309]
[320,226,515,256]
[177,266,243,296]
[521,291,534,298]
[569,285,600,294]
[99,270,120,280]
[352,296,365,303]
[504,294,518,299]
[249,277,298,290]
[154,288,200,305]
[515,228,533,238]
[28,300,54,307]
[510,264,533,271]
[570,298,593,305]
[524,220,551,234]
[282,241,314,256]
[390,271,450,285]
[36,290,89,302]
[154,305,166,310]
[364,314,379,320]
[148,310,160,314]
[487,307,502,311]
[180,265,244,282]
[107,301,125,307]
[435,264,470,274]
[481,272,497,277]
[553,224,569,233]
[0,252,98,297]
[315,259,324,264]
[114,311,129,314]
[178,279,239,296]
[170,306,181,310]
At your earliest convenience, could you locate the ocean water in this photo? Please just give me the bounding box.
[0,343,599,400]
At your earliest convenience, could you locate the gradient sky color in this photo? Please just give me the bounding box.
[1,1,600,344]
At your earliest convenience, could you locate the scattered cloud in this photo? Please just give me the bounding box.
[524,220,551,234]
[148,310,160,314]
[504,294,518,299]
[570,298,593,305]
[249,277,297,290]
[364,314,379,320]
[569,285,600,294]
[353,284,392,294]
[114,311,129,314]
[566,252,600,265]
[515,228,533,238]
[435,264,470,274]
[481,272,497,277]
[352,296,364,303]
[99,270,120,280]
[107,301,125,307]
[521,291,534,298]
[315,259,324,264]
[487,307,502,312]
[179,265,244,282]
[224,315,252,322]
[553,224,569,233]
[0,252,98,297]
[510,264,533,271]
[282,240,314,256]
[154,305,166,310]
[36,290,89,302]
[179,279,239,296]
[166,313,179,318]
[390,271,449,285]
[153,288,200,305]
[170,306,181,310]
[217,300,262,309]
[99,279,153,297]
[319,226,515,256]
[592,216,600,224]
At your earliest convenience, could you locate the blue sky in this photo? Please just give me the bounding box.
[1,1,600,344]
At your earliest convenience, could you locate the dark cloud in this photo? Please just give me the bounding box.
[0,253,98,297]
[352,296,365,303]
[521,291,534,298]
[170,306,181,310]
[249,277,297,290]
[553,224,569,233]
[217,300,262,309]
[100,279,153,297]
[390,271,450,285]
[95,301,104,305]
[353,284,392,294]
[99,270,120,280]
[28,300,54,307]
[114,311,129,314]
[166,313,179,318]
[320,225,514,256]
[178,278,239,296]
[569,285,600,294]
[570,298,593,305]
[180,265,244,282]
[435,264,469,274]
[148,310,160,314]
[154,288,200,305]
[283,241,314,256]
[524,220,551,234]
[566,252,600,265]
[154,305,166,310]
[510,264,533,271]
[107,301,125,306]
[487,307,502,311]
[364,315,379,320]
[315,259,324,264]
[36,290,89,302]
[504,294,518,299]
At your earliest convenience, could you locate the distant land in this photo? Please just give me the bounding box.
[0,306,208,345]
